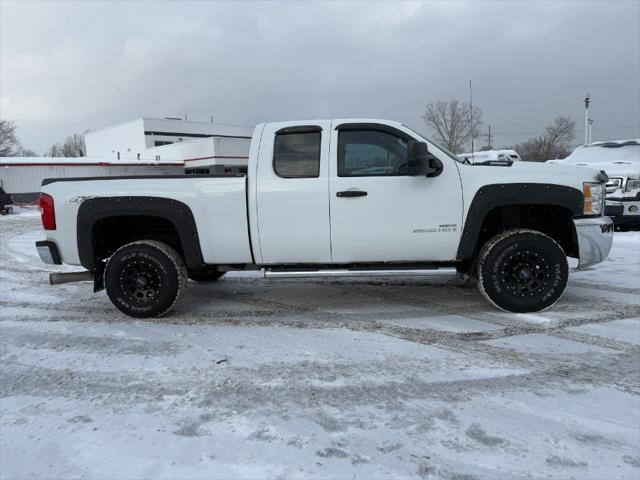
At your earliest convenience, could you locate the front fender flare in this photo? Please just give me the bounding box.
[456,183,584,261]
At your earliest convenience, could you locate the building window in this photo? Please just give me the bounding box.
[338,130,408,177]
[273,130,321,178]
[154,141,174,147]
[186,168,210,175]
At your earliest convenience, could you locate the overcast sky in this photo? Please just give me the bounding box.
[1,0,639,154]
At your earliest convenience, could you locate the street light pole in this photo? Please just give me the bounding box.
[588,118,594,143]
[584,93,591,145]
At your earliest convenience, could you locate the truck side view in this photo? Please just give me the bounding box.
[36,119,614,317]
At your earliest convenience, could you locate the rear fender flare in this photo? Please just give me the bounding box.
[77,196,205,270]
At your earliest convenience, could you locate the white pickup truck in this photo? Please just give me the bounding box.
[548,139,640,231]
[36,119,613,317]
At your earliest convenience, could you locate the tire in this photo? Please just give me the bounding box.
[477,229,568,313]
[188,269,225,282]
[104,240,187,318]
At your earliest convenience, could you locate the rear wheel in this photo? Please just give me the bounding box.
[477,229,568,313]
[104,240,187,318]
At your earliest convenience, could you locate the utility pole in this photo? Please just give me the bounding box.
[584,93,591,144]
[484,125,493,150]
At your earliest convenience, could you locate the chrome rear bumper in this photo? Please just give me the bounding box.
[35,240,62,265]
[573,216,614,269]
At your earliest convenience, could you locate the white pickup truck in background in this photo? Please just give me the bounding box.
[36,119,613,317]
[457,149,522,165]
[548,139,640,231]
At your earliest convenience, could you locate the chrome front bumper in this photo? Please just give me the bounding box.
[606,199,640,217]
[573,216,614,269]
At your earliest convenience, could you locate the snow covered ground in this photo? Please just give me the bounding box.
[1,211,639,480]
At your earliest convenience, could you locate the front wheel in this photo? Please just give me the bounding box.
[104,240,187,318]
[477,229,568,313]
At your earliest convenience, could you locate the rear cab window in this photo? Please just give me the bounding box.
[273,126,322,178]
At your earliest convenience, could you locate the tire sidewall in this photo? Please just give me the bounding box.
[105,243,181,318]
[479,232,568,313]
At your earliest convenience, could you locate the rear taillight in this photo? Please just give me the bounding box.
[39,193,56,230]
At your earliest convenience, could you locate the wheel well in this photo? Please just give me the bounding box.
[464,204,577,271]
[92,215,184,263]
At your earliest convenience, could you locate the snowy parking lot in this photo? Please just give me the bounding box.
[1,211,639,479]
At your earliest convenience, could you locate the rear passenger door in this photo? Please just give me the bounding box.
[255,121,332,264]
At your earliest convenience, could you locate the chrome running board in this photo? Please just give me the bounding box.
[263,268,457,279]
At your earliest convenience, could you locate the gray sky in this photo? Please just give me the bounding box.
[1,0,639,154]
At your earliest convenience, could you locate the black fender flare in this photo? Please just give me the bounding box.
[456,183,584,261]
[77,196,205,271]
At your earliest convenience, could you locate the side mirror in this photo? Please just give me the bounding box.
[407,141,444,177]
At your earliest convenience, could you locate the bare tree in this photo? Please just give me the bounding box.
[0,119,19,156]
[422,99,483,153]
[512,116,576,162]
[16,146,37,156]
[47,133,86,157]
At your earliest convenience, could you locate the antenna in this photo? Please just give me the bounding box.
[470,80,474,162]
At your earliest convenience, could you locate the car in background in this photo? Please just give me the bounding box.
[0,186,14,215]
[548,140,639,230]
[458,149,521,165]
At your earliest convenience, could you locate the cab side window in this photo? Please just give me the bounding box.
[338,130,408,177]
[273,130,321,178]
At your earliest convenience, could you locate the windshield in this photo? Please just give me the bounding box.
[401,124,464,163]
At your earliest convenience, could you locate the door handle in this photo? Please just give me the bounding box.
[337,190,367,198]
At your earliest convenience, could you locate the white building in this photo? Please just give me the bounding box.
[85,117,253,173]
[1,117,254,202]
[0,157,184,203]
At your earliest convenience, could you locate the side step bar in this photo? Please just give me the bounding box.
[264,268,457,279]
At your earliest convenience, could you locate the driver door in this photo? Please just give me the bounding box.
[328,122,463,263]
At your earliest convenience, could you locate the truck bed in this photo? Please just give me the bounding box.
[41,174,253,266]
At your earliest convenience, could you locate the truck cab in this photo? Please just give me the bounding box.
[249,120,462,265]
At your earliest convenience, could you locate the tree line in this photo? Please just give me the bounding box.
[0,119,85,157]
[423,99,576,161]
